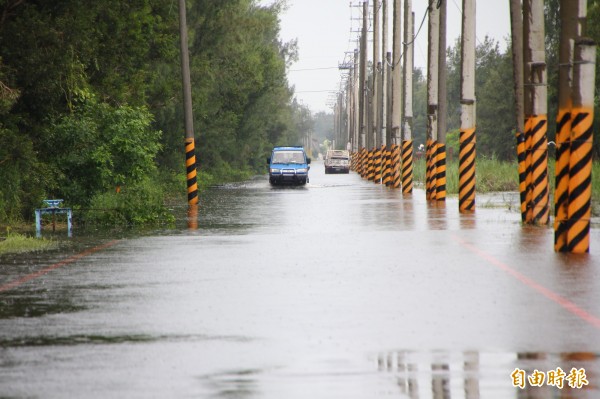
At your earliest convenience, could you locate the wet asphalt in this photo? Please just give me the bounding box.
[0,161,599,398]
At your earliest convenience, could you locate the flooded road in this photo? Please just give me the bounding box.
[1,161,599,398]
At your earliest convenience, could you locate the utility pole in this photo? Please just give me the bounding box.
[383,51,394,186]
[401,3,414,194]
[436,0,447,201]
[354,48,360,153]
[426,1,439,200]
[382,0,389,148]
[390,0,402,189]
[554,0,585,251]
[568,36,595,253]
[380,0,390,185]
[391,0,402,147]
[178,0,198,207]
[509,0,526,223]
[459,0,476,212]
[371,0,383,183]
[346,74,352,151]
[373,0,381,150]
[523,0,549,225]
[360,2,368,153]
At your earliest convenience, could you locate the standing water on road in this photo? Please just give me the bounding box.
[1,161,599,398]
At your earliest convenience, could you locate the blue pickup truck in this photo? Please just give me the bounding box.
[267,146,311,185]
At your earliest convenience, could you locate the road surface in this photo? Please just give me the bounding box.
[1,161,599,398]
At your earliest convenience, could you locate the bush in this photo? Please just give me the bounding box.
[80,177,174,226]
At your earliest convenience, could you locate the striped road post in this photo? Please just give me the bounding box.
[529,114,550,225]
[435,142,447,200]
[185,138,199,205]
[382,145,393,186]
[516,131,528,222]
[401,140,413,193]
[554,108,571,250]
[567,38,596,253]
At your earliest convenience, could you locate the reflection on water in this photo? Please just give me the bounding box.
[378,351,599,399]
[187,203,198,230]
[200,369,262,399]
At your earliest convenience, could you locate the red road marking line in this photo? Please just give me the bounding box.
[0,240,119,293]
[453,235,600,330]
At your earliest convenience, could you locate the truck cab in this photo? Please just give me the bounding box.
[267,146,311,185]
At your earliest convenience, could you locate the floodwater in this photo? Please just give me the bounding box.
[0,161,599,398]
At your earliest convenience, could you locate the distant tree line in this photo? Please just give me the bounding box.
[0,0,313,223]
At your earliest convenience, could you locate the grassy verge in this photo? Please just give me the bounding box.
[414,156,520,193]
[0,232,58,255]
[413,157,600,215]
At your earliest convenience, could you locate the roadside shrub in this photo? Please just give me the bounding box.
[81,177,174,226]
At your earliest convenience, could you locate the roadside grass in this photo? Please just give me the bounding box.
[412,156,599,215]
[414,156,519,193]
[0,231,58,255]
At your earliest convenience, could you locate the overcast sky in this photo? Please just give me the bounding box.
[260,1,511,114]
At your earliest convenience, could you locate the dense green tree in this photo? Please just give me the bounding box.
[0,0,302,223]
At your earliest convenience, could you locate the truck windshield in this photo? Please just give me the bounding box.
[272,151,305,164]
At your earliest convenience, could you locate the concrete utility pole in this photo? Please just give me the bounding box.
[373,0,381,150]
[354,48,360,152]
[523,0,549,225]
[509,0,526,222]
[436,0,447,201]
[554,0,586,251]
[459,0,476,212]
[381,0,388,147]
[401,6,415,194]
[360,2,368,151]
[386,51,393,147]
[178,0,198,207]
[389,0,402,189]
[346,76,352,151]
[426,1,440,200]
[568,36,596,253]
[391,0,402,146]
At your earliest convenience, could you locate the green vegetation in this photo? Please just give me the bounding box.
[410,0,600,160]
[0,0,310,227]
[0,232,58,255]
[412,158,600,215]
[1,1,599,227]
[413,157,519,194]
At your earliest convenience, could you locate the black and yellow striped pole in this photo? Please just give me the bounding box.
[459,0,476,212]
[185,138,199,205]
[567,38,596,253]
[401,140,413,193]
[523,0,550,225]
[382,145,392,186]
[554,108,571,250]
[427,140,438,201]
[361,148,367,178]
[179,0,198,209]
[529,115,550,224]
[555,0,587,251]
[391,143,402,189]
[459,126,476,212]
[367,148,375,181]
[374,146,383,183]
[516,130,528,222]
[435,142,447,200]
[425,139,433,199]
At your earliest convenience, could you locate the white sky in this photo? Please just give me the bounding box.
[261,1,511,114]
